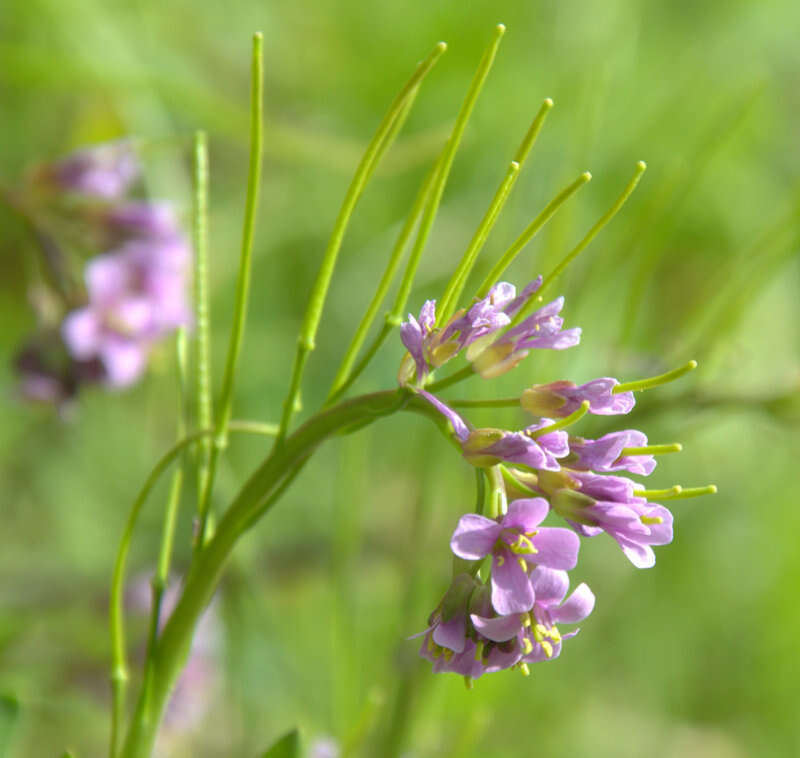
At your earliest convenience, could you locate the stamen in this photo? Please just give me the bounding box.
[529,400,590,438]
[619,443,682,457]
[541,640,554,659]
[641,515,664,525]
[519,663,531,676]
[613,359,697,394]
[522,637,534,655]
[443,648,454,662]
[522,612,532,628]
[517,557,528,572]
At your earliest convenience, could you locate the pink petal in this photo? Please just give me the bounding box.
[62,309,100,358]
[529,567,569,606]
[552,583,595,624]
[470,613,522,642]
[503,498,548,531]
[450,514,500,560]
[531,527,580,570]
[491,549,534,615]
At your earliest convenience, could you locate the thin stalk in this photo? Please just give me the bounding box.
[486,464,507,518]
[387,24,506,328]
[108,421,277,758]
[140,332,189,717]
[512,161,647,325]
[476,171,592,296]
[528,400,589,438]
[438,98,555,320]
[196,33,264,548]
[436,160,520,322]
[634,484,717,500]
[118,391,457,758]
[326,163,439,403]
[192,131,214,504]
[614,360,697,394]
[619,443,682,456]
[276,40,447,444]
[425,364,475,393]
[448,397,519,408]
[474,468,487,515]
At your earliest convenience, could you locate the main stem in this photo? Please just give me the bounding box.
[119,390,414,758]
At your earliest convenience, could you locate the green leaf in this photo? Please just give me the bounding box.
[260,728,300,758]
[0,695,20,758]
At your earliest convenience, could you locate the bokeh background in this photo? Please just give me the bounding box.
[1,0,799,756]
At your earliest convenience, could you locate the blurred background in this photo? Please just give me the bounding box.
[1,0,799,756]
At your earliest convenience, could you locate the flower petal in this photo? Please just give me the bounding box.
[531,527,580,570]
[491,549,535,615]
[503,498,549,532]
[433,615,467,653]
[470,613,522,642]
[529,566,569,606]
[552,582,595,624]
[450,514,500,560]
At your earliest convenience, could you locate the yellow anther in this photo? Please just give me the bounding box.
[522,637,534,655]
[519,663,531,676]
[518,557,528,572]
[443,648,454,662]
[521,612,532,628]
[641,515,664,525]
[550,626,562,643]
[541,640,554,659]
[533,624,547,642]
[496,554,505,567]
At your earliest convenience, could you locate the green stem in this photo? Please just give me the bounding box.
[474,468,487,515]
[448,397,519,408]
[387,24,506,327]
[328,321,394,405]
[619,443,682,456]
[614,360,697,394]
[108,421,277,758]
[634,484,717,500]
[499,465,539,497]
[140,332,189,718]
[528,400,589,438]
[475,171,592,297]
[327,164,439,403]
[192,131,214,506]
[196,33,264,548]
[438,97,555,320]
[425,364,475,393]
[119,390,440,758]
[276,41,447,443]
[513,161,647,325]
[486,464,506,518]
[436,160,520,323]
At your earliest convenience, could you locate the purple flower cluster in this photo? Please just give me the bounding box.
[53,144,192,388]
[402,280,678,680]
[399,277,580,385]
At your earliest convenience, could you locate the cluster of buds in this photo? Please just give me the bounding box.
[402,279,714,684]
[14,140,192,402]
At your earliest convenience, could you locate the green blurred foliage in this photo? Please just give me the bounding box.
[1,0,799,757]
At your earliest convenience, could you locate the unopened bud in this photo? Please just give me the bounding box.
[550,488,596,524]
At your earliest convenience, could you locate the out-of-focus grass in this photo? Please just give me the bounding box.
[1,0,799,756]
